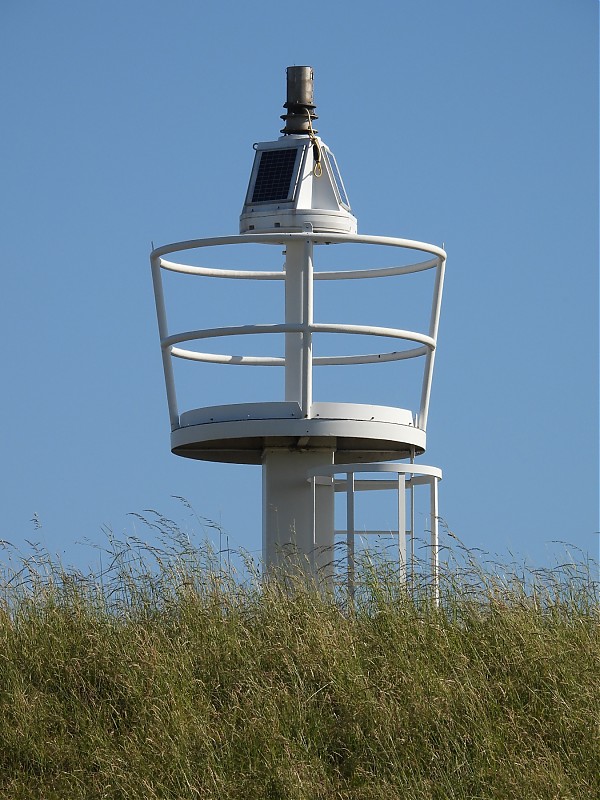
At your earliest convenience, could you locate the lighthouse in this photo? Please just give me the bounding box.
[151,67,446,594]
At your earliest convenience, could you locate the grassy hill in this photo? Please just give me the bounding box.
[0,530,598,799]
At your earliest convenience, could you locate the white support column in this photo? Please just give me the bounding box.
[284,237,313,416]
[301,236,313,417]
[269,235,329,585]
[285,240,305,407]
[263,448,334,585]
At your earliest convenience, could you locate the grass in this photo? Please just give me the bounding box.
[0,519,598,799]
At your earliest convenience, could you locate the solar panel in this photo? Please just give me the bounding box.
[251,148,299,203]
[326,150,350,208]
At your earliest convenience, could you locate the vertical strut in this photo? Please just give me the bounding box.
[346,471,355,602]
[397,473,406,583]
[284,241,304,405]
[430,476,440,606]
[302,236,313,416]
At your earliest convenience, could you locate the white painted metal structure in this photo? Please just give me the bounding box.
[307,463,441,601]
[151,233,445,586]
[150,66,447,594]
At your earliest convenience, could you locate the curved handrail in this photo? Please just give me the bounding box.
[162,323,299,349]
[316,258,438,280]
[150,231,447,260]
[158,255,439,281]
[159,260,284,280]
[162,322,435,368]
[310,323,434,347]
[163,323,435,350]
[307,462,443,479]
[169,347,430,366]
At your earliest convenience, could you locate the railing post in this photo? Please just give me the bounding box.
[418,255,446,430]
[430,476,440,606]
[397,472,406,583]
[346,471,355,602]
[409,471,415,591]
[151,255,179,429]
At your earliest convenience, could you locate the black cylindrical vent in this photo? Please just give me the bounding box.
[280,66,318,134]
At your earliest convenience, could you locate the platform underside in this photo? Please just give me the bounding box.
[171,402,426,464]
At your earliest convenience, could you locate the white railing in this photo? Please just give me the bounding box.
[307,463,442,603]
[151,232,446,430]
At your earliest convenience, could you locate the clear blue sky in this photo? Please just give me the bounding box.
[2,0,597,572]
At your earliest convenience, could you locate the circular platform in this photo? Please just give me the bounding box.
[171,402,426,464]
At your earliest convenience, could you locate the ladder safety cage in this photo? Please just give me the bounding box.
[307,463,442,603]
[150,232,446,429]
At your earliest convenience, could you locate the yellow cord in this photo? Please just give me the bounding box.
[306,111,323,177]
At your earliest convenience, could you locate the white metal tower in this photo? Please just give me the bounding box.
[151,67,446,593]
